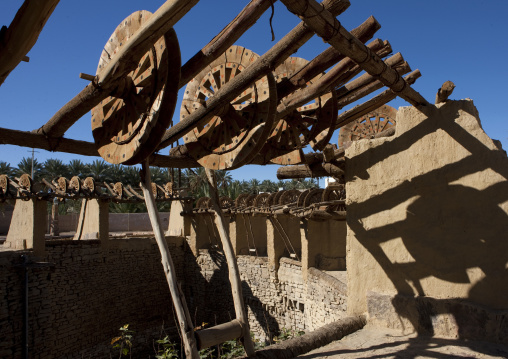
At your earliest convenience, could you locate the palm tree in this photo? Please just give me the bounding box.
[123,166,141,186]
[187,167,209,198]
[17,157,43,181]
[215,170,232,196]
[0,162,15,177]
[43,158,70,180]
[247,178,261,194]
[109,164,126,183]
[67,159,89,178]
[86,159,112,183]
[260,179,277,193]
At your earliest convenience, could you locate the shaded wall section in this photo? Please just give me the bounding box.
[345,100,508,341]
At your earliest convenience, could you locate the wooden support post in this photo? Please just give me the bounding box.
[140,160,199,359]
[435,80,455,104]
[49,198,59,237]
[0,0,60,86]
[158,0,351,149]
[166,197,192,237]
[280,0,429,108]
[205,169,255,356]
[71,198,108,241]
[5,197,46,255]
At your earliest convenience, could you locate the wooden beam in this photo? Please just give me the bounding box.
[435,80,455,104]
[179,0,274,88]
[195,320,242,350]
[277,162,344,179]
[0,0,59,86]
[334,70,421,130]
[158,0,351,149]
[280,0,429,108]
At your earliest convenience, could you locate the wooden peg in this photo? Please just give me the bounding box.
[79,73,95,81]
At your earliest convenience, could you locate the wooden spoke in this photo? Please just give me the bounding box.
[262,57,337,165]
[182,45,276,170]
[338,104,397,147]
[91,10,180,165]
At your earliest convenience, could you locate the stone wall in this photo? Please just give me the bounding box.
[345,99,508,342]
[0,237,184,358]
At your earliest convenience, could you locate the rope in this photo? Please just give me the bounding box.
[269,216,300,261]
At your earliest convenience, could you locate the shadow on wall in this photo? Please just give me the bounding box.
[346,100,508,348]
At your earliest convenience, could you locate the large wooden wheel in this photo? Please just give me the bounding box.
[338,105,397,147]
[92,11,181,165]
[182,45,277,170]
[267,57,337,165]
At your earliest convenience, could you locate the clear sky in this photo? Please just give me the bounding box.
[1,0,507,182]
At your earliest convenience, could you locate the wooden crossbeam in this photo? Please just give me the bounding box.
[280,0,429,107]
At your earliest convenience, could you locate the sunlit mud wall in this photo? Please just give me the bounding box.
[345,99,508,343]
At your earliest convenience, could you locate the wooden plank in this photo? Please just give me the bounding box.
[0,0,60,86]
[158,0,351,149]
[195,319,243,350]
[280,0,429,107]
[140,160,200,359]
[205,169,256,356]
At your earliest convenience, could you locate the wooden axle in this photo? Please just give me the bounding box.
[277,162,344,179]
[280,0,429,108]
[158,0,351,149]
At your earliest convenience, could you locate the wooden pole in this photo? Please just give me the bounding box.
[280,0,429,108]
[158,0,351,149]
[140,160,199,359]
[334,70,421,130]
[179,0,274,88]
[435,80,455,104]
[276,162,344,179]
[0,0,60,86]
[204,168,256,356]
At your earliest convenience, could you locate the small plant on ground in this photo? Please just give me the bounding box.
[273,327,305,344]
[111,324,134,358]
[155,336,179,359]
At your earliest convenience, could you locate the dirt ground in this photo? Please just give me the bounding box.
[297,325,508,359]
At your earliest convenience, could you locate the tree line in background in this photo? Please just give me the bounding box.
[0,158,318,213]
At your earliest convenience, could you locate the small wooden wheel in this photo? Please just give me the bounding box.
[69,176,81,194]
[182,45,277,170]
[196,196,210,209]
[279,189,300,205]
[56,177,68,193]
[219,196,233,209]
[0,175,9,201]
[92,11,181,165]
[322,183,345,202]
[19,174,33,192]
[245,194,257,207]
[297,189,310,207]
[273,190,285,205]
[253,193,270,208]
[266,57,337,165]
[113,182,124,198]
[83,177,96,193]
[304,188,324,207]
[338,105,397,147]
[164,182,173,198]
[234,193,250,208]
[266,192,277,207]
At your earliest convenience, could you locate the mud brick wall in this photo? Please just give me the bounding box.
[0,238,184,359]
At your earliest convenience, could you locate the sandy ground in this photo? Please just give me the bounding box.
[297,325,508,359]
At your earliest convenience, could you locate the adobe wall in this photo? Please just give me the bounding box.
[345,100,508,342]
[0,238,185,358]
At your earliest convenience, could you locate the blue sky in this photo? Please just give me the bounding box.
[1,0,506,182]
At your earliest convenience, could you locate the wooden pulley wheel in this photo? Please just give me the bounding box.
[297,189,310,207]
[0,175,9,201]
[219,196,233,209]
[182,45,277,170]
[253,193,270,208]
[266,192,277,207]
[303,188,324,207]
[234,193,250,208]
[196,196,210,209]
[113,182,124,198]
[19,174,33,192]
[267,57,338,165]
[92,10,181,165]
[279,189,300,205]
[83,177,96,193]
[338,105,397,147]
[56,177,68,193]
[69,176,81,194]
[322,183,345,202]
[273,190,285,205]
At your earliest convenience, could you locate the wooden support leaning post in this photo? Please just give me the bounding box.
[280,0,429,108]
[140,160,200,359]
[204,169,256,356]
